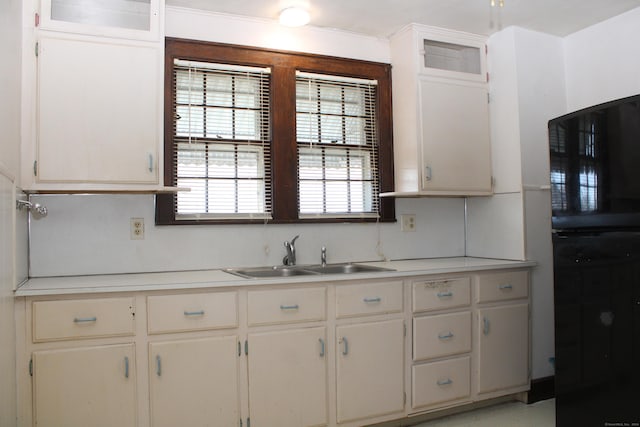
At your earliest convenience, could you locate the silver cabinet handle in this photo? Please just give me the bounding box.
[156,355,161,377]
[437,291,453,298]
[124,356,129,379]
[363,297,381,303]
[148,153,154,172]
[438,332,454,340]
[280,304,299,310]
[499,284,513,290]
[183,310,205,316]
[73,317,97,323]
[483,317,490,335]
[425,166,432,181]
[319,338,325,357]
[437,378,453,386]
[341,337,349,356]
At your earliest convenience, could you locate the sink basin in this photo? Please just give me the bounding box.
[303,263,394,275]
[223,266,318,279]
[224,263,394,279]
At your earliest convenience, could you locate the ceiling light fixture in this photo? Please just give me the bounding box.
[279,7,310,27]
[490,0,505,6]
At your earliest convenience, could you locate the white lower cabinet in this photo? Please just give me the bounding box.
[412,356,471,408]
[248,327,328,427]
[19,268,531,427]
[148,336,240,427]
[336,319,405,424]
[477,304,529,394]
[33,344,137,427]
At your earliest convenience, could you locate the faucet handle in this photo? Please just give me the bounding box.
[291,235,300,245]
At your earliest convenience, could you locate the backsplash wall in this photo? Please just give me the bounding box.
[28,194,466,277]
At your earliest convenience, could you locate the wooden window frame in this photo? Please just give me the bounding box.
[157,37,395,225]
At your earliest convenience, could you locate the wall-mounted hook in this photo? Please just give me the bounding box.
[16,200,48,217]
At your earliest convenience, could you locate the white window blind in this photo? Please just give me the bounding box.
[172,59,271,220]
[296,71,380,218]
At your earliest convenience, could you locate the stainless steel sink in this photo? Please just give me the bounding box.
[302,263,394,275]
[224,266,318,279]
[224,263,394,279]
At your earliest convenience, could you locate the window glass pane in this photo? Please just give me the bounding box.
[296,73,379,217]
[174,62,270,219]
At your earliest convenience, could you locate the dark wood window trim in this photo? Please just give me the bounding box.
[157,37,395,225]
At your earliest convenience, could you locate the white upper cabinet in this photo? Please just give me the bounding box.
[35,36,160,186]
[39,0,162,41]
[388,24,492,197]
[21,0,166,192]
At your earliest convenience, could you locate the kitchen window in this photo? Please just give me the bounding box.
[156,38,395,224]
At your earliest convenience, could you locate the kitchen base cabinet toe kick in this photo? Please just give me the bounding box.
[15,267,531,427]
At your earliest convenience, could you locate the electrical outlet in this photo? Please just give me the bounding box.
[130,218,144,240]
[400,214,416,232]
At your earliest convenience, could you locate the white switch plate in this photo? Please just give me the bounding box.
[400,214,416,232]
[130,218,144,240]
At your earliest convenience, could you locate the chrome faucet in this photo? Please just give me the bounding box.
[321,246,327,267]
[283,235,300,266]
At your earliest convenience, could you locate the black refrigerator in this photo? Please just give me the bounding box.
[549,94,640,427]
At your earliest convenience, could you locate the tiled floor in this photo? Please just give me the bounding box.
[412,399,555,427]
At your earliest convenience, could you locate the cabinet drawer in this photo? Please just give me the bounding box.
[248,287,326,326]
[147,292,238,334]
[476,270,528,303]
[412,277,470,313]
[412,356,471,409]
[33,297,135,342]
[336,281,403,318]
[413,311,471,361]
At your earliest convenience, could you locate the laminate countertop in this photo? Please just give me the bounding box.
[15,257,536,296]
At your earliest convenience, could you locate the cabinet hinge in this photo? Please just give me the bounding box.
[29,358,33,377]
[35,12,40,27]
[33,160,38,176]
[34,42,39,58]
[244,340,248,356]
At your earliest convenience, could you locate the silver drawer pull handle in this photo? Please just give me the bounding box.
[483,317,490,335]
[437,378,453,386]
[74,317,97,323]
[341,337,349,356]
[319,338,325,357]
[156,355,162,377]
[183,310,205,316]
[499,284,513,290]
[438,332,454,340]
[363,297,381,303]
[124,356,130,379]
[280,304,299,310]
[437,291,453,298]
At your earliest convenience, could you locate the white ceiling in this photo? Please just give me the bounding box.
[166,0,640,38]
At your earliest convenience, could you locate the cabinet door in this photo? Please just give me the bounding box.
[419,77,492,194]
[33,344,136,427]
[149,336,240,427]
[37,36,159,185]
[477,303,529,394]
[248,327,327,427]
[336,319,405,424]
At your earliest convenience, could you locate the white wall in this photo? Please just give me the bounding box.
[564,7,640,112]
[28,194,465,276]
[0,0,21,424]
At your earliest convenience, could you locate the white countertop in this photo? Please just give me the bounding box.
[15,257,536,297]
